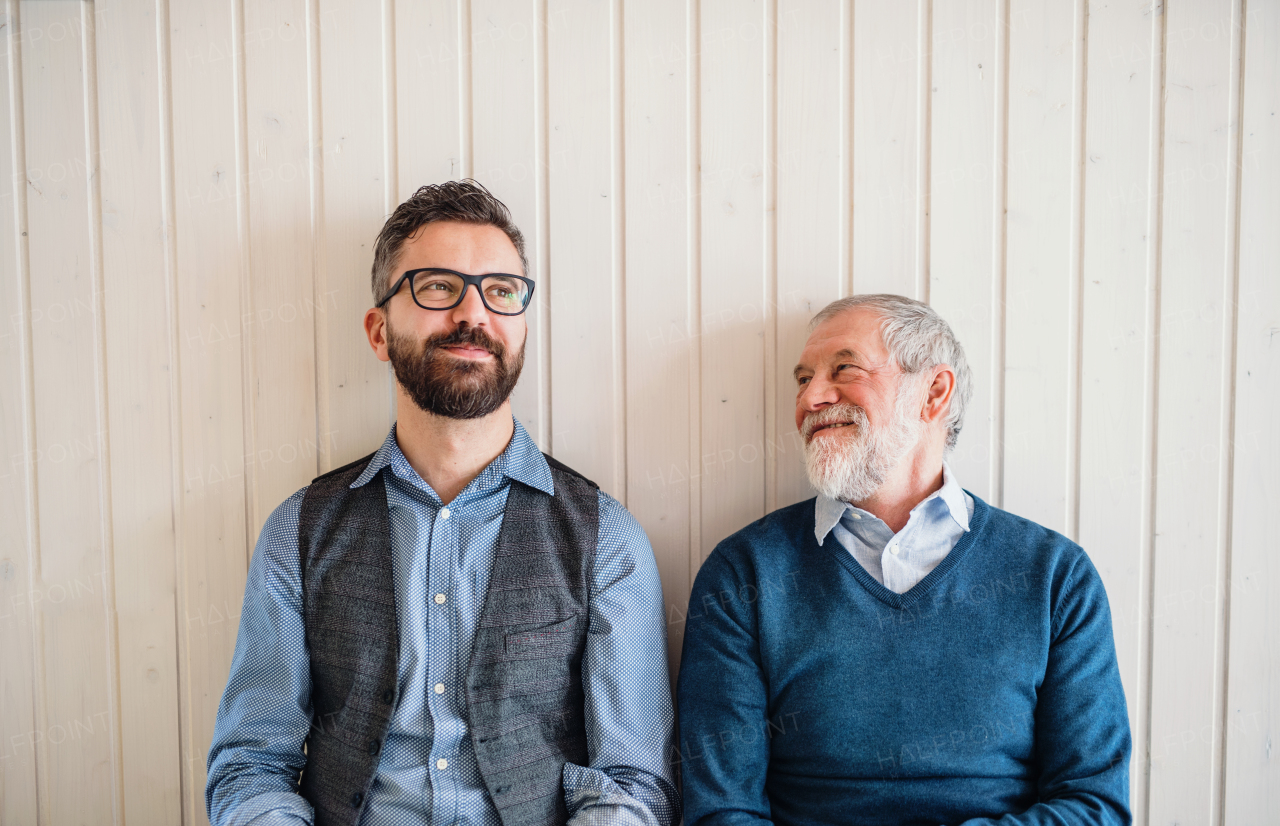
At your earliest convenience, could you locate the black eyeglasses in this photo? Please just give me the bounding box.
[376,268,535,316]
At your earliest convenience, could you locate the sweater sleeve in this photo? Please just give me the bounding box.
[959,551,1132,826]
[676,547,775,826]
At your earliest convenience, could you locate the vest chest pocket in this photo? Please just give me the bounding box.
[504,613,582,656]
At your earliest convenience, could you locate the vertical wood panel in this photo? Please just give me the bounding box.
[623,0,693,675]
[93,0,183,820]
[470,0,547,449]
[168,0,251,817]
[1000,0,1075,535]
[698,0,766,562]
[243,0,318,533]
[1148,0,1239,821]
[546,0,622,495]
[1077,1,1161,818]
[394,0,462,197]
[19,1,118,817]
[0,0,41,820]
[774,0,841,509]
[319,0,390,467]
[1224,2,1279,820]
[852,0,921,298]
[927,0,999,501]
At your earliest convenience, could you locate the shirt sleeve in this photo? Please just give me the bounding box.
[958,551,1132,826]
[206,489,316,826]
[563,491,681,826]
[675,545,775,826]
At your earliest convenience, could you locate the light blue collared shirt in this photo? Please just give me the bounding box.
[207,419,677,826]
[814,462,974,594]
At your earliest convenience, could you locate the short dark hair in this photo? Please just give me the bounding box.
[370,179,528,304]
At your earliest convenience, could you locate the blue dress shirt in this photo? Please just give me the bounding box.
[814,462,974,594]
[207,419,678,826]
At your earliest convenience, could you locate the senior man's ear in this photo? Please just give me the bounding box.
[921,365,956,424]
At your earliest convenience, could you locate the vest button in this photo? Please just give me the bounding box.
[368,739,380,756]
[382,689,394,704]
[351,791,364,807]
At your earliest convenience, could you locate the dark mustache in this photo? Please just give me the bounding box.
[425,324,505,357]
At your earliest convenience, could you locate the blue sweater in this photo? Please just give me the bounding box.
[676,494,1130,826]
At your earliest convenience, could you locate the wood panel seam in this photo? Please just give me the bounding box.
[1138,3,1171,820]
[307,0,330,478]
[78,5,126,821]
[153,0,192,819]
[231,0,259,555]
[1212,1,1248,822]
[5,0,50,819]
[990,0,1010,509]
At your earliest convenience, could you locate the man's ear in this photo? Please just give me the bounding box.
[364,307,391,362]
[921,364,956,426]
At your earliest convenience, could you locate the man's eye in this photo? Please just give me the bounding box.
[797,376,810,386]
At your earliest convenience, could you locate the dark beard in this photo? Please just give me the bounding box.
[387,323,525,420]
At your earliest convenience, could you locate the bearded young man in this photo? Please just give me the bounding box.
[677,295,1130,825]
[207,181,679,826]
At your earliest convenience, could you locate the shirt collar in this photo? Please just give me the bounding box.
[813,461,969,545]
[349,416,555,498]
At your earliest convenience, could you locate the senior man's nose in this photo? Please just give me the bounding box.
[796,376,839,428]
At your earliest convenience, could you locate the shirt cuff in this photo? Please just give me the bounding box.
[563,763,660,826]
[225,791,314,826]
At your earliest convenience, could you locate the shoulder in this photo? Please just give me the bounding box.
[714,498,815,560]
[257,487,308,554]
[698,499,815,586]
[595,488,642,539]
[591,489,661,589]
[543,452,599,490]
[307,450,376,489]
[247,486,310,588]
[971,496,1107,612]
[974,495,1086,568]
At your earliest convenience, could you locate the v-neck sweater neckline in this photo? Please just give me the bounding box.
[817,492,991,610]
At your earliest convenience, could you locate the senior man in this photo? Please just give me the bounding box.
[207,180,678,826]
[677,294,1130,825]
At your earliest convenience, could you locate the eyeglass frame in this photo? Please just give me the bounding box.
[375,267,536,316]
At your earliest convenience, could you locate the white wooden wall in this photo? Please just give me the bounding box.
[0,0,1275,823]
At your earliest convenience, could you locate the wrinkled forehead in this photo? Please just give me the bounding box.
[799,308,889,367]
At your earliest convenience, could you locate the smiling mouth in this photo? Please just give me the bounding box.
[810,421,855,437]
[442,345,493,359]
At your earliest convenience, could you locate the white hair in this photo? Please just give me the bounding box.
[809,294,973,452]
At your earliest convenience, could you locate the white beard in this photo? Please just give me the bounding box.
[801,381,924,503]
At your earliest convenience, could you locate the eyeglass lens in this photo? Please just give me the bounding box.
[412,272,530,313]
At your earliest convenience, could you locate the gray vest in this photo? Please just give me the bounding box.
[296,450,598,826]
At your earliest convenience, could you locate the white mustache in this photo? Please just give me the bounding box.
[800,403,867,442]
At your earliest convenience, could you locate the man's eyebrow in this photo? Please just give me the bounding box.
[792,363,810,381]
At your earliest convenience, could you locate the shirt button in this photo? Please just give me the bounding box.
[434,593,447,605]
[889,544,900,555]
[436,758,449,770]
[434,683,445,694]
[440,507,451,520]
[851,513,861,520]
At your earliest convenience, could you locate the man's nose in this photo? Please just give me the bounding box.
[798,376,839,412]
[449,283,490,327]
